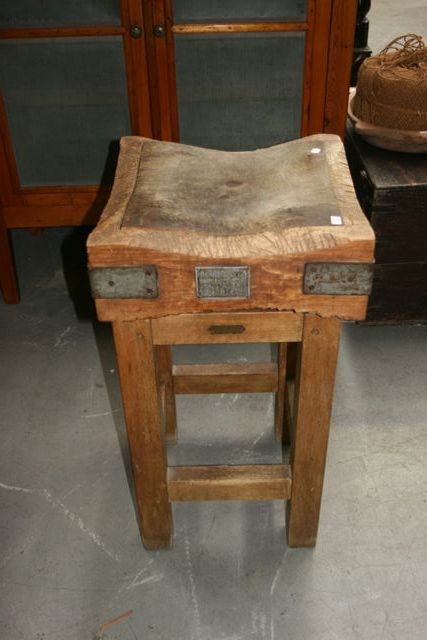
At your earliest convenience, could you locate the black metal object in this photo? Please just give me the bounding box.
[352,0,372,86]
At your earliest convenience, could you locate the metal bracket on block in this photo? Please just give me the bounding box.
[89,266,158,299]
[303,263,374,295]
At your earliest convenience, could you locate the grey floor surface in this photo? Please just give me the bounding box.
[1,225,427,640]
[369,0,427,53]
[2,3,427,639]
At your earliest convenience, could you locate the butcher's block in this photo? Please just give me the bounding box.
[87,134,375,322]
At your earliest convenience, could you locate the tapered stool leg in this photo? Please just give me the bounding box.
[286,315,341,547]
[113,319,173,549]
[155,345,177,444]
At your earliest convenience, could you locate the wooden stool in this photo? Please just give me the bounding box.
[87,135,375,550]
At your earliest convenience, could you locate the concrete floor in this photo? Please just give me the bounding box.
[2,3,427,639]
[369,0,427,53]
[1,225,427,640]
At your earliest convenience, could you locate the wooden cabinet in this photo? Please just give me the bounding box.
[345,121,427,324]
[0,0,358,302]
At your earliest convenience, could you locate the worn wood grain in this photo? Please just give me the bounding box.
[173,362,278,394]
[167,464,291,501]
[88,136,373,257]
[94,288,369,322]
[274,343,288,442]
[87,135,374,321]
[122,137,341,233]
[152,312,302,345]
[285,377,295,447]
[286,315,341,547]
[155,345,177,443]
[113,319,172,549]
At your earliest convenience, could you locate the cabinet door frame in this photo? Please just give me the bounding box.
[0,0,152,227]
[143,0,357,142]
[0,0,357,225]
[0,0,357,303]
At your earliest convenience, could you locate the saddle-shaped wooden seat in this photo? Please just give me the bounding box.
[87,135,375,550]
[88,134,374,323]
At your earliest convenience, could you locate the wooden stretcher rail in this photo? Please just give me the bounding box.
[167,464,292,502]
[172,362,278,394]
[152,312,303,345]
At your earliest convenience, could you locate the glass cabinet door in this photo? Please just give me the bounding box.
[0,1,121,27]
[174,32,305,151]
[173,0,307,23]
[0,37,130,186]
[169,0,308,151]
[0,1,150,188]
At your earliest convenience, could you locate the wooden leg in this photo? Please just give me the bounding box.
[286,315,341,547]
[274,343,290,443]
[286,342,298,378]
[0,210,19,303]
[155,345,177,444]
[113,319,173,549]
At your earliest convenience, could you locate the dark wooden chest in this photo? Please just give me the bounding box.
[345,122,427,323]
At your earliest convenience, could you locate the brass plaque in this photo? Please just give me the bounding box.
[89,266,158,299]
[195,266,250,299]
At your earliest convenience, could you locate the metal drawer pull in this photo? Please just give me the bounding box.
[208,324,246,335]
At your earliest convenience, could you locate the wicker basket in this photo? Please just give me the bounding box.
[353,34,427,132]
[348,88,427,153]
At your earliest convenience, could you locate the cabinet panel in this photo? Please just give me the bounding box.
[173,1,307,23]
[0,37,130,186]
[0,0,359,303]
[0,1,121,28]
[174,32,305,150]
